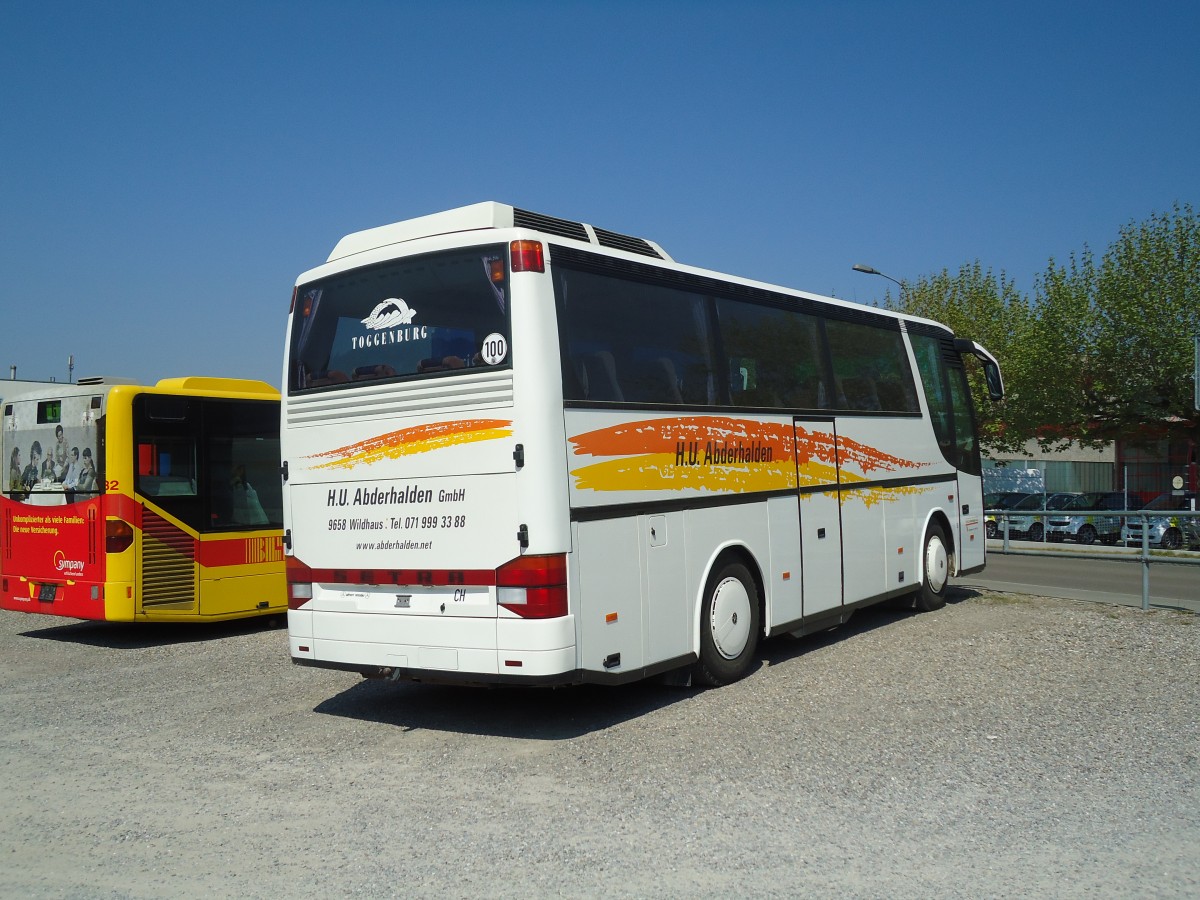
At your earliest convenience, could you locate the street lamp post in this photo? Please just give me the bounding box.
[852,263,904,294]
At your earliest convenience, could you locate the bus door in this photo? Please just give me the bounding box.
[793,418,843,617]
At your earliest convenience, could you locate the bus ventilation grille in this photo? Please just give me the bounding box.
[592,227,663,259]
[513,208,590,242]
[140,510,196,608]
[513,207,666,260]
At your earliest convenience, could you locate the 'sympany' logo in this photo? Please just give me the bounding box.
[54,550,85,574]
[361,298,416,330]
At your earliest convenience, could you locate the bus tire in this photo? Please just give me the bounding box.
[914,523,950,612]
[693,560,761,687]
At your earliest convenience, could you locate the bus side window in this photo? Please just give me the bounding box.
[946,366,981,475]
[826,319,919,413]
[579,351,624,402]
[556,266,714,407]
[910,332,958,461]
[715,297,827,410]
[627,356,683,404]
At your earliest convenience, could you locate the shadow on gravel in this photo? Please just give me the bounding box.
[314,678,693,740]
[312,588,979,739]
[19,614,285,649]
[759,585,978,667]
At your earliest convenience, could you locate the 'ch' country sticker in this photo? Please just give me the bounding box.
[306,419,512,470]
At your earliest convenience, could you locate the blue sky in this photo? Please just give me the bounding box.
[3,1,1197,388]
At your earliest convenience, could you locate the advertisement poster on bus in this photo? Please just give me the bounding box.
[4,495,104,584]
[4,392,101,503]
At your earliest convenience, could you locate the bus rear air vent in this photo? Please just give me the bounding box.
[513,207,668,260]
[77,376,138,385]
[512,208,590,242]
[592,227,663,259]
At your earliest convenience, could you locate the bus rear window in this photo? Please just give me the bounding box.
[288,246,510,393]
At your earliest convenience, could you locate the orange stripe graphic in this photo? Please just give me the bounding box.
[569,416,927,497]
[307,419,512,470]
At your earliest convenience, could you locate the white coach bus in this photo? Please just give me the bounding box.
[282,203,1003,687]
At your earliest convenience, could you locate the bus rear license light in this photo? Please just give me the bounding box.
[510,240,544,273]
[105,519,134,554]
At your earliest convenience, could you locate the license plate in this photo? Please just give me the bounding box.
[37,583,57,602]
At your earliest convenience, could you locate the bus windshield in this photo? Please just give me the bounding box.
[288,245,510,393]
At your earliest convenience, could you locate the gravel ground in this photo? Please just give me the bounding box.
[1,588,1197,899]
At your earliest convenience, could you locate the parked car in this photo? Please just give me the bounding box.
[1122,492,1200,550]
[984,492,1033,539]
[1045,491,1129,544]
[1001,492,1080,542]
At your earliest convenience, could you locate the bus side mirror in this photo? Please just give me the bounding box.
[983,361,1004,402]
[953,338,1005,402]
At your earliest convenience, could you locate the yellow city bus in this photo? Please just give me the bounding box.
[2,376,285,622]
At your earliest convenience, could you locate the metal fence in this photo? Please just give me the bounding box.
[986,507,1200,612]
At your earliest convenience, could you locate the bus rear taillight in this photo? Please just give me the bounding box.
[496,553,567,618]
[287,557,314,609]
[510,240,544,273]
[105,519,133,554]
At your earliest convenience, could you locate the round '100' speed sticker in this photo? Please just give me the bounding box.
[481,333,508,365]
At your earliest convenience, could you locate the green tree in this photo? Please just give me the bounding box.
[1025,245,1103,449]
[1088,203,1200,441]
[891,203,1199,454]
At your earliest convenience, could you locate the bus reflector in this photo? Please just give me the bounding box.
[497,553,567,618]
[510,240,544,273]
[105,519,133,554]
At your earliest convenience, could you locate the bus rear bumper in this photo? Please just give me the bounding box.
[0,576,116,620]
[288,609,578,683]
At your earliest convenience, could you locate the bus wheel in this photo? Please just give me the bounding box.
[694,561,761,687]
[915,524,950,612]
